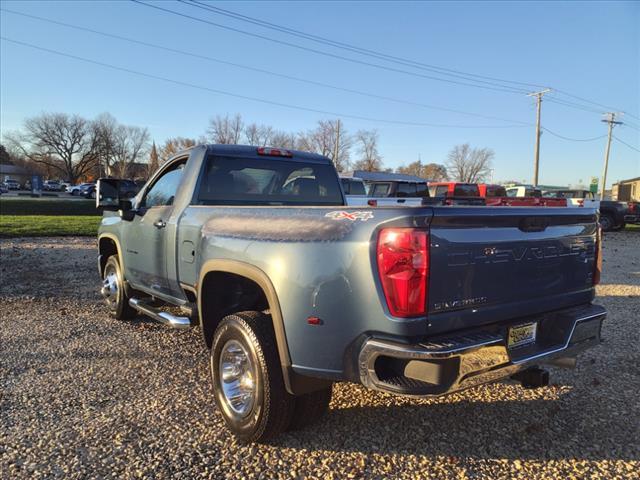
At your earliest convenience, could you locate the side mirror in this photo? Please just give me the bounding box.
[97,178,135,213]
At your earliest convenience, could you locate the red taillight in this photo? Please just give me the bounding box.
[377,228,429,317]
[577,199,584,207]
[593,226,602,285]
[367,199,378,207]
[257,147,293,157]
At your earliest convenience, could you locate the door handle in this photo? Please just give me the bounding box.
[153,219,167,229]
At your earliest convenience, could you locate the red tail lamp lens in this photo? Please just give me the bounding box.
[377,228,429,317]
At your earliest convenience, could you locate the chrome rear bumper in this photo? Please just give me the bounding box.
[359,304,605,397]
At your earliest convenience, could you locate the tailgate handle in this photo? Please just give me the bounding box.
[519,217,549,232]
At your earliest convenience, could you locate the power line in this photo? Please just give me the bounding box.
[180,0,540,92]
[0,8,531,126]
[545,97,604,115]
[182,0,637,120]
[0,36,530,129]
[130,0,529,95]
[613,135,640,153]
[541,127,606,142]
[554,88,640,120]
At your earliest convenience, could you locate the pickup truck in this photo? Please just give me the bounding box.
[544,190,629,231]
[341,175,427,207]
[97,144,606,443]
[429,182,565,207]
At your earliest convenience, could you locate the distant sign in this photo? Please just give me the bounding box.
[590,177,598,194]
[590,177,598,185]
[31,175,42,196]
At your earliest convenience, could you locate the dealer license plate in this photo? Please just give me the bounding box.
[508,322,537,349]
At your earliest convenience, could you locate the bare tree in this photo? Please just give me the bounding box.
[352,129,383,172]
[5,113,100,183]
[445,143,494,183]
[207,113,244,144]
[270,130,297,149]
[158,137,197,163]
[244,123,274,146]
[148,141,159,177]
[296,120,352,172]
[92,113,150,178]
[396,160,448,181]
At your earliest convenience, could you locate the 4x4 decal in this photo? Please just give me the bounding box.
[325,211,374,222]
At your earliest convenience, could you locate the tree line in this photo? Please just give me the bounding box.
[2,111,494,184]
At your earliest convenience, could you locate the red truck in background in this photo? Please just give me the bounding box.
[429,182,567,207]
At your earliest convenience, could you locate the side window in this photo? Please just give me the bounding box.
[506,188,518,197]
[435,185,449,197]
[397,183,417,197]
[371,183,390,197]
[144,161,186,208]
[340,178,351,194]
[349,180,366,195]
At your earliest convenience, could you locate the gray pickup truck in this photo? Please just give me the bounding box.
[97,144,605,443]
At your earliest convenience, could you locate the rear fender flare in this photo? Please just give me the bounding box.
[197,259,294,392]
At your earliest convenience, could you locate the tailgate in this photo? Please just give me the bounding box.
[427,207,598,334]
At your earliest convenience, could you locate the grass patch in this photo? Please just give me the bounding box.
[0,215,100,237]
[625,223,640,231]
[0,198,99,216]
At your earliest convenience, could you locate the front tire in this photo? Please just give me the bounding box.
[210,311,295,443]
[599,214,614,232]
[101,255,136,320]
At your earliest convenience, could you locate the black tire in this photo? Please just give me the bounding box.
[599,214,614,232]
[288,385,332,431]
[102,255,137,320]
[210,311,294,443]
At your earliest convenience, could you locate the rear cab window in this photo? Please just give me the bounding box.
[485,186,506,197]
[196,156,344,206]
[453,184,480,197]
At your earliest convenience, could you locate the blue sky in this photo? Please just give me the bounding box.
[1,0,638,187]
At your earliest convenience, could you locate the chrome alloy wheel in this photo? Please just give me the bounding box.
[101,265,119,307]
[219,339,256,418]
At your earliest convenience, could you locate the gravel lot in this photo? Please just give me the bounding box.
[1,232,639,479]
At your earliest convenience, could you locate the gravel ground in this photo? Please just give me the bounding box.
[1,232,639,479]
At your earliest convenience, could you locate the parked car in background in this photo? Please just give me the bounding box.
[505,185,542,198]
[2,179,21,190]
[429,182,480,198]
[68,183,95,196]
[478,183,566,207]
[83,179,140,200]
[544,189,629,231]
[82,184,97,199]
[60,181,72,192]
[43,180,63,191]
[0,184,8,194]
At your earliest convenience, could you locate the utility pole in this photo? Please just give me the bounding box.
[599,112,623,200]
[527,89,551,186]
[333,119,341,169]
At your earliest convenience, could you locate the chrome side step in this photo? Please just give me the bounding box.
[129,298,192,329]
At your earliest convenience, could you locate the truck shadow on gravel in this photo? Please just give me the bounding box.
[273,390,637,461]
